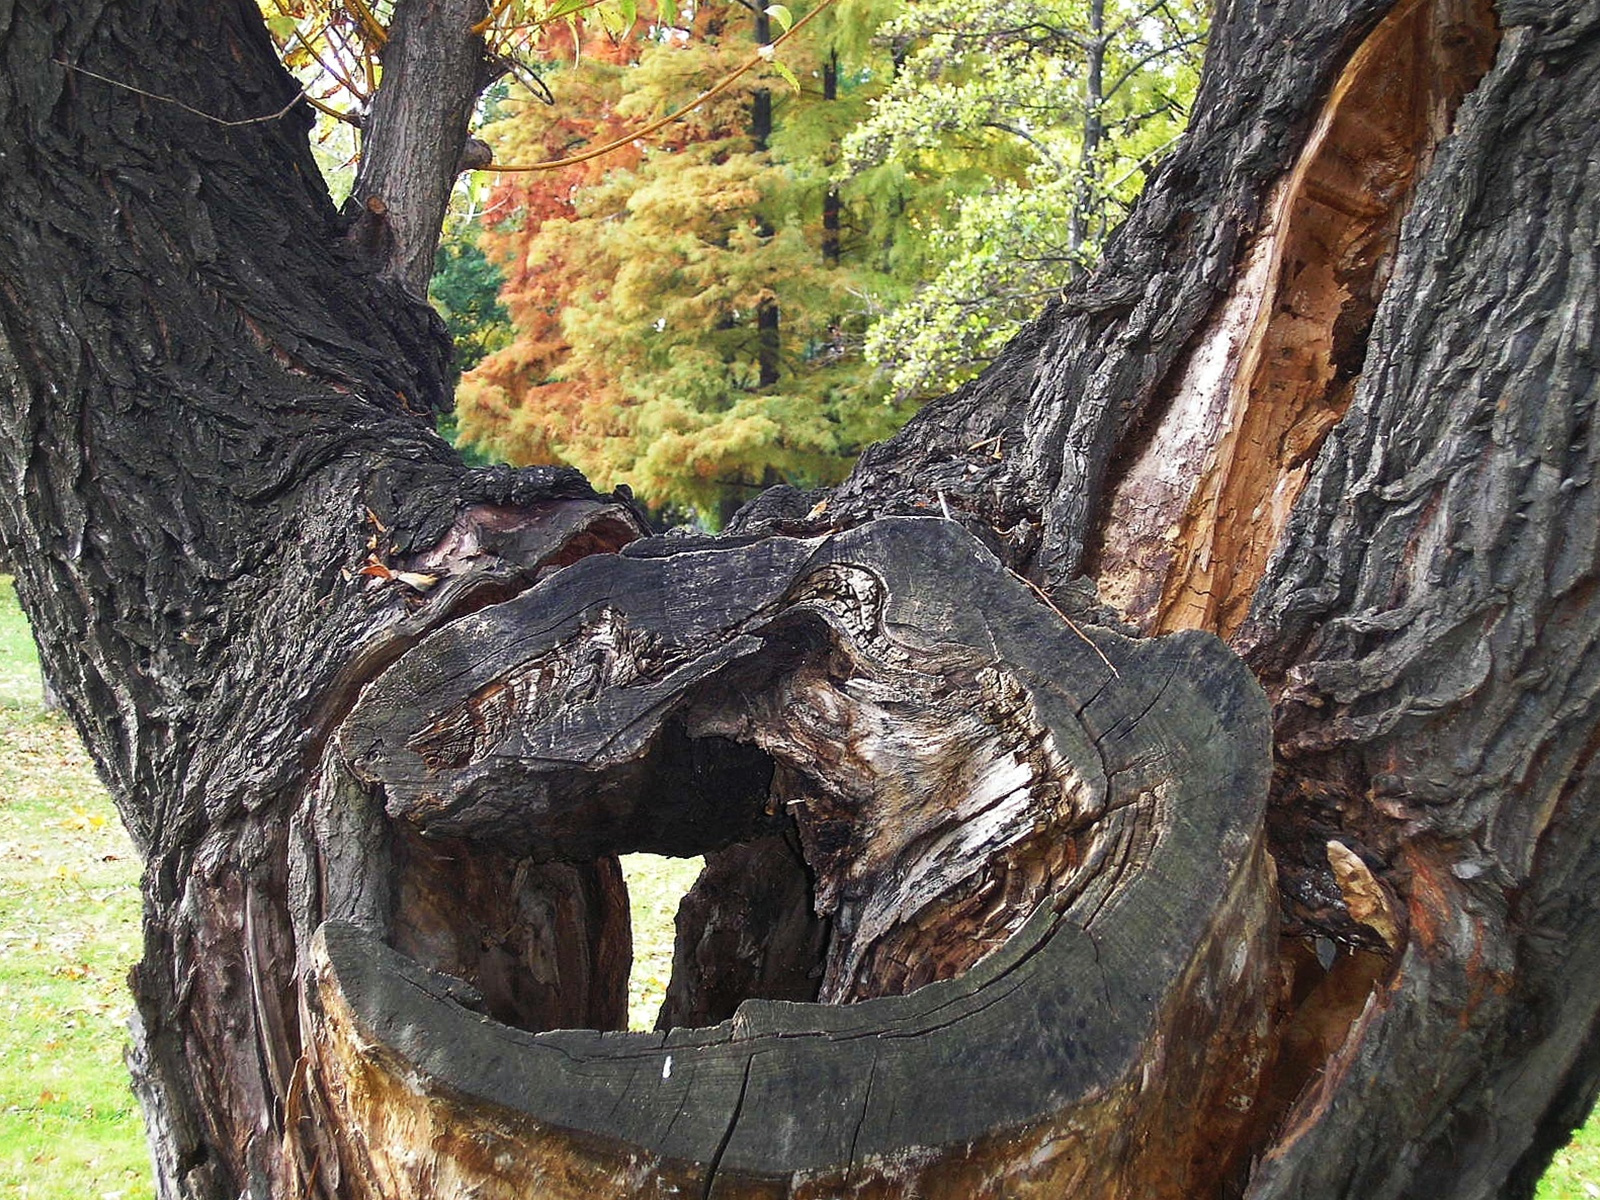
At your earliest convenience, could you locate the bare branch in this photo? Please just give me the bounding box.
[53,60,309,127]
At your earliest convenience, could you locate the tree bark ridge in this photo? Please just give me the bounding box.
[5,0,1600,1195]
[1235,5,1600,1193]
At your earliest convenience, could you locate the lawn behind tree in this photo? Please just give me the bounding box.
[0,576,1594,1196]
[0,578,149,1197]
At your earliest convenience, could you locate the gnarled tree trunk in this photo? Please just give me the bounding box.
[1,0,1597,1197]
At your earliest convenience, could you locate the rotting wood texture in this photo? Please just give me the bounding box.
[1093,0,1499,638]
[318,518,1277,1198]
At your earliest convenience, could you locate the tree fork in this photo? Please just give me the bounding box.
[4,0,1600,1196]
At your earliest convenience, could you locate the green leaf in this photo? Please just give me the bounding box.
[266,13,299,40]
[764,3,793,33]
[771,58,801,92]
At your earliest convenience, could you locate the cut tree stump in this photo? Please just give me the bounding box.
[310,518,1277,1198]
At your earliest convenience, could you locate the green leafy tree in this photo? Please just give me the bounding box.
[843,0,1207,398]
[456,0,1203,517]
[432,232,512,383]
[431,225,513,463]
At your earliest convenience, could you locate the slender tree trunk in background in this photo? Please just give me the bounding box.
[822,50,842,267]
[756,302,781,387]
[752,5,781,389]
[1069,0,1106,255]
[751,5,773,153]
[349,0,495,293]
[2,0,1599,1197]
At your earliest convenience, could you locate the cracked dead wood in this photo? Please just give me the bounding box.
[3,0,1600,1197]
[314,519,1276,1197]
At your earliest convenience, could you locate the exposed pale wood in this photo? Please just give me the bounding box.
[1092,0,1498,638]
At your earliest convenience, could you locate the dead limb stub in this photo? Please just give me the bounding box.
[310,518,1277,1198]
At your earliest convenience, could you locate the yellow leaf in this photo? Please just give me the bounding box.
[394,571,441,592]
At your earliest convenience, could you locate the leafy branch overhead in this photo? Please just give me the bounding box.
[843,0,1206,398]
[264,0,813,173]
[261,0,826,298]
[263,0,643,129]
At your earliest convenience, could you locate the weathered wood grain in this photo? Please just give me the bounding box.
[315,517,1276,1196]
[5,0,1599,1194]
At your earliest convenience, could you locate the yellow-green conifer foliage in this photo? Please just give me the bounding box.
[842,0,1207,399]
[455,0,1203,521]
[458,1,915,524]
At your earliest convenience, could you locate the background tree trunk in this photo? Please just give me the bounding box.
[1,0,1598,1197]
[348,0,496,294]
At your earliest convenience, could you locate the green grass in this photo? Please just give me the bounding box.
[1543,1135,1600,1200]
[0,580,151,1199]
[622,853,703,1031]
[3,575,1599,1194]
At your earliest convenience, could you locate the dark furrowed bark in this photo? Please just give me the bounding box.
[3,0,1600,1194]
[0,0,456,855]
[0,2,637,1192]
[1071,0,1499,971]
[1234,4,1600,1193]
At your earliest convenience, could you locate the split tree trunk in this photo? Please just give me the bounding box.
[2,0,1599,1198]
